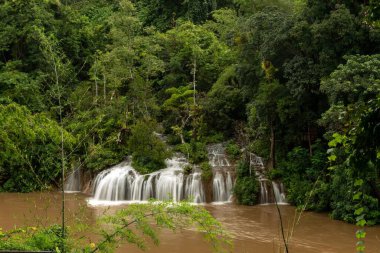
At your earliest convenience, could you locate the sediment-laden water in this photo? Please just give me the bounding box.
[1,192,379,253]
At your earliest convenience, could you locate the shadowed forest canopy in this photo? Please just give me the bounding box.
[0,0,379,225]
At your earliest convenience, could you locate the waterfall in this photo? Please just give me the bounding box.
[250,153,288,205]
[213,171,227,202]
[91,143,238,205]
[185,172,205,203]
[272,181,287,204]
[155,168,184,201]
[91,156,205,203]
[260,180,269,204]
[226,172,233,201]
[64,167,81,192]
[208,143,230,167]
[208,143,235,202]
[93,163,136,201]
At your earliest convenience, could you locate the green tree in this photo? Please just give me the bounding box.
[0,103,75,192]
[128,119,169,173]
[233,160,259,205]
[321,54,380,224]
[162,85,195,144]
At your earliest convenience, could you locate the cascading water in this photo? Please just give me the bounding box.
[226,172,233,201]
[93,163,136,201]
[260,180,269,204]
[208,144,235,202]
[64,167,81,192]
[91,142,239,205]
[185,171,205,203]
[272,181,287,204]
[250,153,287,205]
[213,171,227,202]
[91,156,205,203]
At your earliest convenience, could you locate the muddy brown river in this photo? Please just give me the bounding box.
[0,192,379,253]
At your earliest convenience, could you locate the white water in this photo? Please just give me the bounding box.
[208,144,234,202]
[185,172,205,203]
[207,143,231,167]
[250,153,287,204]
[213,171,227,202]
[64,167,81,192]
[260,180,269,204]
[272,181,287,204]
[91,143,236,204]
[91,157,205,203]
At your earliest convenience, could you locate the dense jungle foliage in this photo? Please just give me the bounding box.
[0,0,379,224]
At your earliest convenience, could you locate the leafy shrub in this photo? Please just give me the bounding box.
[183,165,193,175]
[202,132,225,144]
[128,119,170,173]
[175,141,208,164]
[330,165,380,225]
[234,177,259,205]
[233,160,259,205]
[279,145,330,211]
[67,98,129,172]
[248,139,270,159]
[200,162,212,181]
[0,103,75,192]
[225,141,241,159]
[0,225,66,252]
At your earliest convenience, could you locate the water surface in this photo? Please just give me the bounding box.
[1,192,379,253]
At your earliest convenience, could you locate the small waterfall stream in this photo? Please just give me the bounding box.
[272,181,287,204]
[91,156,205,203]
[208,144,235,202]
[250,153,287,204]
[64,167,81,192]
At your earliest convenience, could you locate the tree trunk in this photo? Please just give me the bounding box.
[179,133,185,144]
[269,124,275,169]
[103,74,106,103]
[308,124,313,157]
[192,58,197,106]
[95,72,98,104]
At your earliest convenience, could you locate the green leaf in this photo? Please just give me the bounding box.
[355,214,365,222]
[355,230,366,239]
[356,244,365,252]
[356,219,366,227]
[354,179,364,187]
[353,192,362,200]
[328,154,337,161]
[354,207,364,216]
[328,139,337,147]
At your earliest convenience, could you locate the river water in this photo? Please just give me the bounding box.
[0,192,379,253]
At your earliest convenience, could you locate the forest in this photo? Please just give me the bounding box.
[0,0,379,236]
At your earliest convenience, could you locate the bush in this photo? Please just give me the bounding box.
[225,141,241,159]
[0,103,75,192]
[200,162,212,181]
[0,225,66,252]
[233,160,259,205]
[279,145,330,211]
[175,141,208,164]
[128,119,170,173]
[234,177,259,205]
[330,165,380,225]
